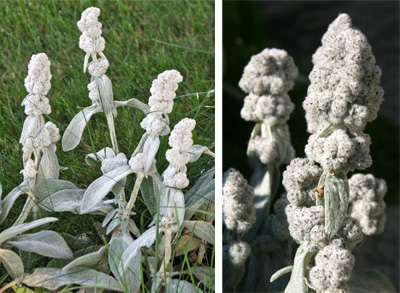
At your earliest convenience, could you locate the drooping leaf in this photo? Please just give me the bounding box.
[96,75,114,116]
[270,266,293,283]
[80,165,133,214]
[106,218,121,235]
[0,248,24,279]
[0,217,58,244]
[40,189,84,214]
[348,269,396,292]
[174,235,202,256]
[85,147,116,167]
[62,104,102,152]
[284,243,317,293]
[165,278,203,293]
[142,135,160,173]
[7,230,73,259]
[19,115,44,144]
[140,175,159,218]
[17,267,123,291]
[188,145,214,163]
[192,266,215,289]
[114,98,150,114]
[183,220,215,244]
[32,179,78,201]
[63,245,108,272]
[162,189,185,231]
[37,145,60,183]
[185,168,215,221]
[0,182,28,224]
[324,171,349,238]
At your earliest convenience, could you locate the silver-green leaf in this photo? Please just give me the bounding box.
[0,248,24,279]
[183,220,215,244]
[0,182,28,224]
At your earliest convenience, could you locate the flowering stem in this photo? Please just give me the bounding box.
[123,172,144,218]
[106,113,119,154]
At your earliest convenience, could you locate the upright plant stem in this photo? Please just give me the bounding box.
[124,172,144,217]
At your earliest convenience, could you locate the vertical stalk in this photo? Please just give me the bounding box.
[123,172,144,218]
[106,113,119,154]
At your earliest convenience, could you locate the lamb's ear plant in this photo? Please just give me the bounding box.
[224,13,395,293]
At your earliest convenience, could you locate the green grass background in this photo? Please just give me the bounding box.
[0,0,214,271]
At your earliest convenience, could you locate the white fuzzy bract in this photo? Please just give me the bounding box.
[141,70,183,136]
[304,26,384,133]
[348,173,387,235]
[222,169,256,234]
[24,53,52,100]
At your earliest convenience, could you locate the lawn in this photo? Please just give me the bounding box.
[0,0,215,291]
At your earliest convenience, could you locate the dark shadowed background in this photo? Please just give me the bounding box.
[223,1,399,290]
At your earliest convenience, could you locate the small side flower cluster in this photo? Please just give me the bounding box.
[349,173,387,235]
[162,118,195,189]
[141,70,183,136]
[22,122,60,155]
[223,169,255,270]
[309,239,355,292]
[22,53,52,116]
[239,49,298,165]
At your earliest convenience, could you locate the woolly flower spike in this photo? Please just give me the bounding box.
[309,240,355,291]
[224,241,251,266]
[312,13,352,65]
[22,122,60,153]
[24,53,52,96]
[222,169,256,234]
[282,158,322,206]
[163,118,195,189]
[304,27,384,133]
[239,48,298,96]
[88,57,109,77]
[77,7,105,54]
[349,173,387,235]
[21,95,51,116]
[87,81,100,102]
[129,153,144,173]
[141,70,183,136]
[305,127,372,173]
[336,215,364,250]
[21,159,37,180]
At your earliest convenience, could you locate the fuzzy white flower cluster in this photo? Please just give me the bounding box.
[349,173,387,235]
[305,127,372,173]
[21,159,37,180]
[223,241,251,266]
[309,239,355,292]
[87,81,100,102]
[22,53,52,116]
[141,70,183,136]
[22,122,60,154]
[77,7,105,55]
[88,58,109,77]
[163,118,195,188]
[304,16,384,133]
[239,48,297,125]
[222,168,256,234]
[312,13,352,65]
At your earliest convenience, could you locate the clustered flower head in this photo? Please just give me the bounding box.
[223,241,251,266]
[305,127,372,173]
[309,239,355,292]
[22,122,60,154]
[349,173,387,235]
[77,7,105,55]
[162,118,195,189]
[141,70,183,136]
[22,53,52,116]
[21,159,37,180]
[239,48,297,125]
[222,168,256,234]
[304,19,384,133]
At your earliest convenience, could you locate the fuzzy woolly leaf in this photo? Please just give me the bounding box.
[184,168,215,220]
[85,147,116,167]
[96,75,114,116]
[62,104,102,152]
[284,243,317,293]
[80,165,133,214]
[0,248,24,279]
[0,217,58,244]
[32,179,78,201]
[324,171,349,238]
[192,266,215,289]
[63,245,108,271]
[17,267,123,291]
[0,182,28,224]
[188,145,214,163]
[114,98,150,114]
[270,266,293,283]
[165,278,203,293]
[316,171,328,206]
[37,146,60,183]
[183,220,215,244]
[7,230,73,259]
[162,189,185,231]
[140,175,160,217]
[40,189,84,214]
[142,134,160,173]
